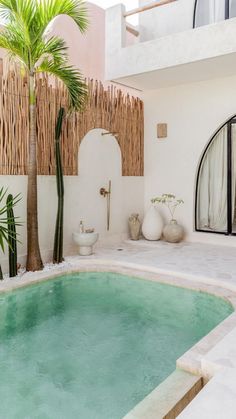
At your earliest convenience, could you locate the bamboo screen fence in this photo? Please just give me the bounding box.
[0,60,144,176]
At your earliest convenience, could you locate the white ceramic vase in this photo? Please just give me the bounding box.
[142,205,164,241]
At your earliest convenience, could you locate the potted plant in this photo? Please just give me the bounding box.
[151,194,184,243]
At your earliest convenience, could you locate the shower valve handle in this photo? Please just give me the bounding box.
[100,187,110,197]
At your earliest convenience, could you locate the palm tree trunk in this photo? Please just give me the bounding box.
[26,72,43,272]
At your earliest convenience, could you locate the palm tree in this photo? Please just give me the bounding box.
[0,0,88,271]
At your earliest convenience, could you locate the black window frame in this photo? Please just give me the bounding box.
[193,0,230,28]
[195,116,236,235]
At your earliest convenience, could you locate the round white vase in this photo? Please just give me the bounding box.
[163,219,184,243]
[142,205,164,241]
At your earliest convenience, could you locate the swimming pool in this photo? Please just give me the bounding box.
[0,272,233,418]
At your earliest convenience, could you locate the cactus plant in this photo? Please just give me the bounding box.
[7,194,17,277]
[53,107,65,264]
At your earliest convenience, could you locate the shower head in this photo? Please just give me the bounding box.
[101,131,119,137]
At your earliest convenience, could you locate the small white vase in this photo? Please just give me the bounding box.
[142,205,164,241]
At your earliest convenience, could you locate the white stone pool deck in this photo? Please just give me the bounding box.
[1,239,236,418]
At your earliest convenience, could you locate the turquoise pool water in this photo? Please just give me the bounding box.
[0,272,233,419]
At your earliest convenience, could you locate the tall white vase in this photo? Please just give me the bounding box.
[142,205,164,241]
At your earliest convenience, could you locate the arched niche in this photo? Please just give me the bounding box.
[79,129,122,178]
[77,128,123,234]
[75,81,144,177]
[195,115,236,235]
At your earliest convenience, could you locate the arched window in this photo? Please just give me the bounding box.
[196,116,236,234]
[193,0,236,28]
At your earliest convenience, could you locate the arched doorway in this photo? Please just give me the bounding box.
[195,116,236,234]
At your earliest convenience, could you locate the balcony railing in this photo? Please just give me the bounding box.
[124,0,177,38]
[124,0,236,41]
[124,0,177,18]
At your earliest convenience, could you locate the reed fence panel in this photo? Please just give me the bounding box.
[0,60,144,176]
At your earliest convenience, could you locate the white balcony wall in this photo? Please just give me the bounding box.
[138,0,195,41]
[106,5,236,89]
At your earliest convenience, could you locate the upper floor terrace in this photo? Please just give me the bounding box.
[105,0,236,90]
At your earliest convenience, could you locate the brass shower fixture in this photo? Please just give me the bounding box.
[100,180,111,231]
[101,131,119,138]
[100,187,110,197]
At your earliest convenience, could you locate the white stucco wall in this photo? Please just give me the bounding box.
[0,129,144,272]
[106,5,236,88]
[144,74,236,246]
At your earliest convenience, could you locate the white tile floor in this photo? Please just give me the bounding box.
[68,239,236,292]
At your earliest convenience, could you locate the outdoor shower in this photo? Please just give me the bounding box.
[100,180,111,231]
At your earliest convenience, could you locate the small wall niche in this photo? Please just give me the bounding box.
[157,123,168,139]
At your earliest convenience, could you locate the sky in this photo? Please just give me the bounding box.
[89,0,138,10]
[89,0,139,24]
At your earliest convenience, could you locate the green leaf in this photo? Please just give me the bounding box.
[0,188,22,252]
[0,0,88,71]
[38,59,87,111]
[38,0,89,36]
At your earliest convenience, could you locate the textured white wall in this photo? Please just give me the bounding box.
[144,74,236,246]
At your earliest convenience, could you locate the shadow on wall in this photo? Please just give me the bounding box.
[76,128,123,237]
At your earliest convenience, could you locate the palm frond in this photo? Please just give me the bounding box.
[38,58,88,111]
[0,0,36,43]
[0,186,7,205]
[0,1,36,28]
[38,0,89,36]
[0,0,88,69]
[32,36,68,66]
[0,0,16,21]
[0,0,35,68]
[0,24,30,67]
[0,188,22,252]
